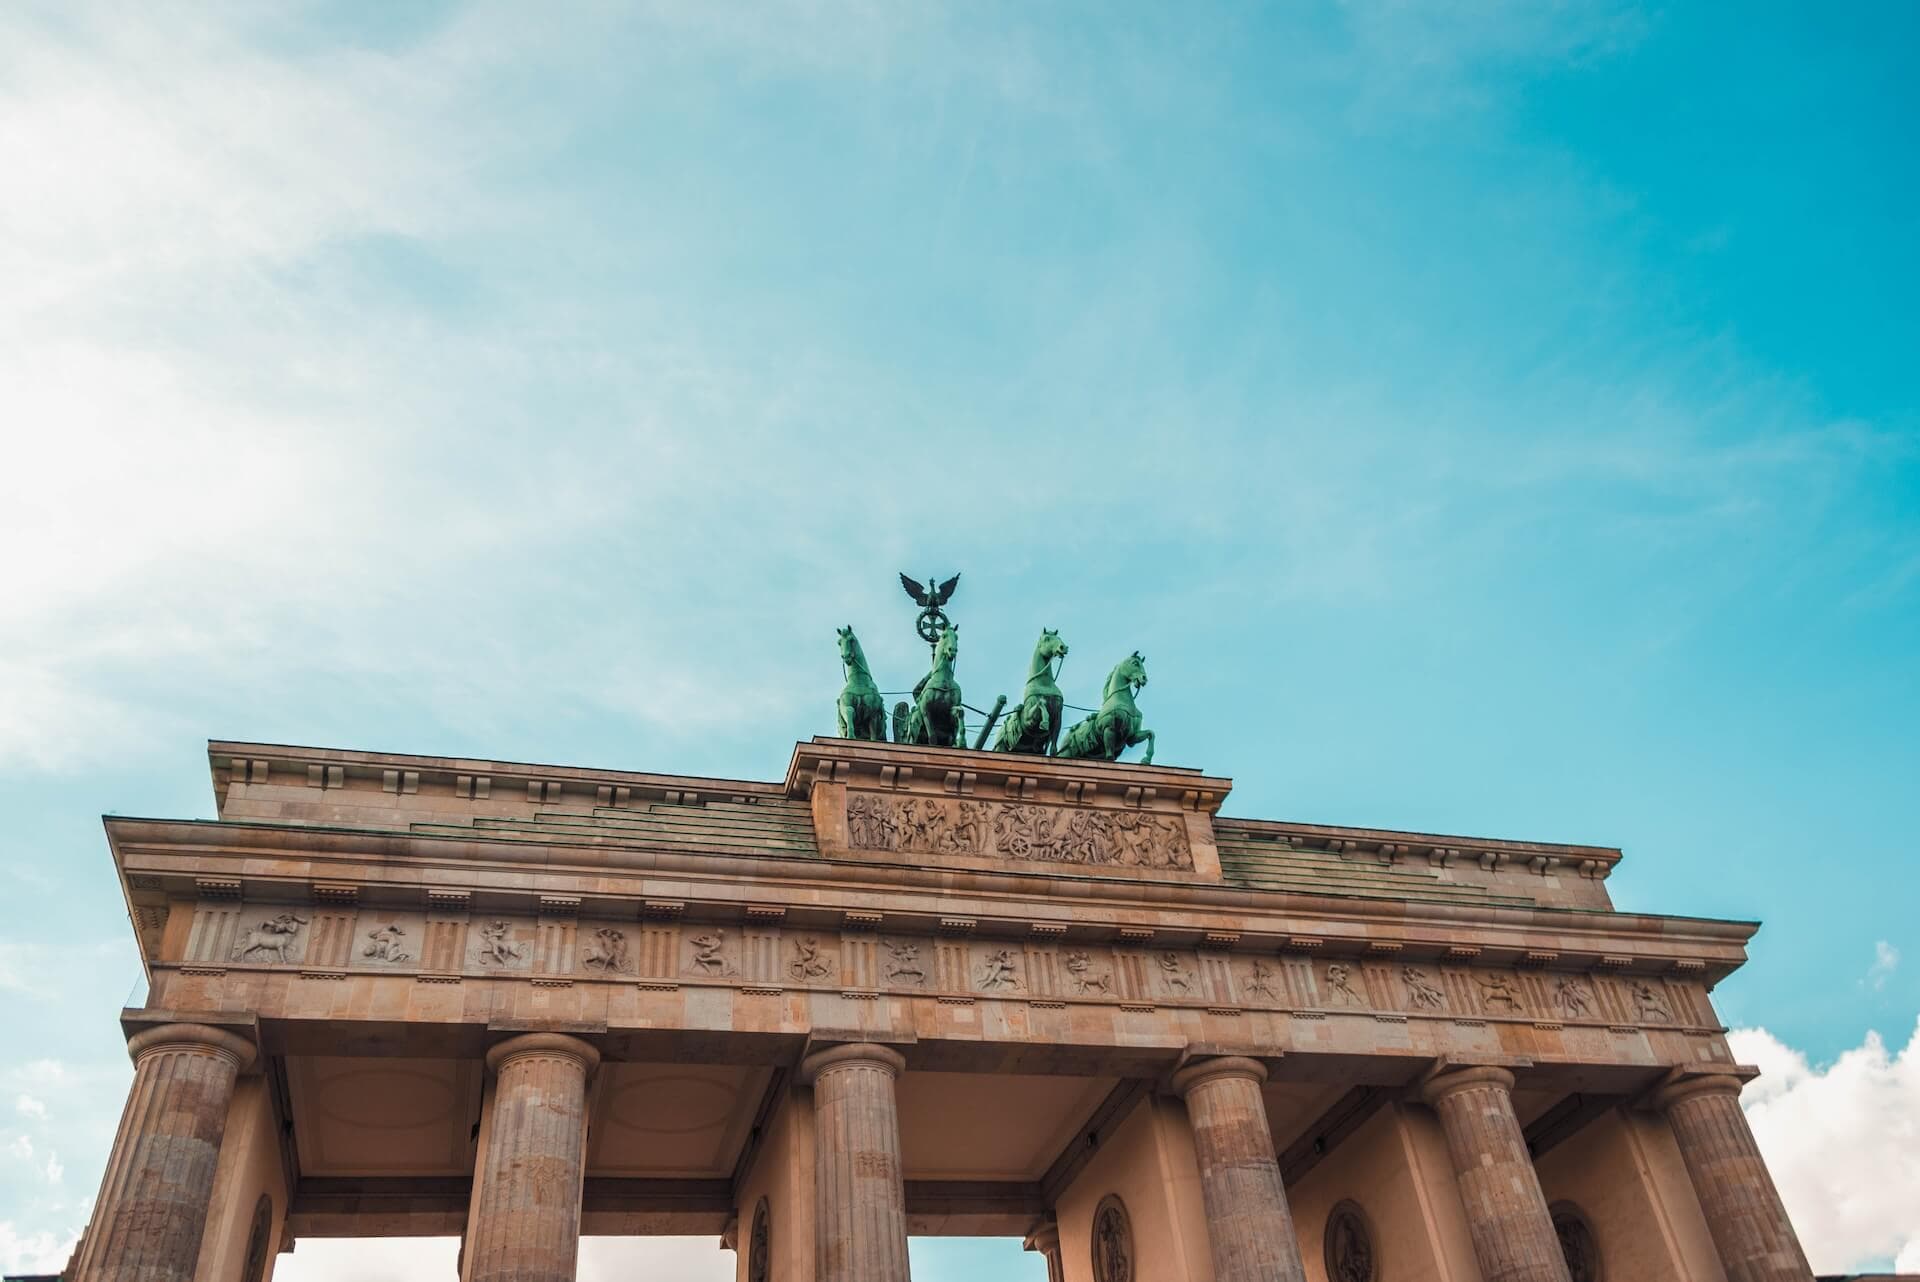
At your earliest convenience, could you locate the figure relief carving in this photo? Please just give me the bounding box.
[232,913,307,964]
[361,924,412,963]
[1156,951,1197,996]
[1551,1203,1602,1282]
[476,920,529,967]
[582,927,631,973]
[1244,958,1281,1001]
[848,794,986,856]
[687,931,731,976]
[1065,950,1113,995]
[1091,1195,1133,1282]
[882,939,926,986]
[976,948,1021,991]
[1324,1201,1376,1282]
[1325,963,1366,1007]
[1476,972,1525,1014]
[1554,975,1594,1018]
[748,1198,772,1282]
[1631,980,1671,1023]
[788,937,835,982]
[846,793,1193,870]
[991,803,1190,870]
[1403,966,1446,1010]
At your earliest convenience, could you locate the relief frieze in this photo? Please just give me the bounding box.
[846,792,1193,871]
[183,903,1714,1037]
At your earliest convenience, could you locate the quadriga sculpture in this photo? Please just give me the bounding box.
[992,627,1068,755]
[897,623,966,747]
[1057,651,1155,766]
[834,626,888,742]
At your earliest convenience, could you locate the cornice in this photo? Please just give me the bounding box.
[104,815,1757,980]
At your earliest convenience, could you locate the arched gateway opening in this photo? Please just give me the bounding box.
[71,732,1809,1280]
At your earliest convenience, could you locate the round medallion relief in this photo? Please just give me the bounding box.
[747,1197,771,1282]
[241,1195,274,1282]
[1090,1194,1133,1282]
[1551,1203,1602,1282]
[1324,1200,1376,1282]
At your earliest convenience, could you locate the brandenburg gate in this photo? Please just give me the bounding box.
[75,731,1815,1281]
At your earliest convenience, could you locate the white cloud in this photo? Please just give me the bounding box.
[1731,1017,1920,1273]
[14,1096,46,1121]
[42,1151,62,1185]
[7,1136,31,1161]
[0,1220,76,1274]
[1868,940,1900,990]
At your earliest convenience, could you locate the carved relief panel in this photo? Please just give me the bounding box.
[350,911,425,972]
[846,792,1193,871]
[465,918,536,972]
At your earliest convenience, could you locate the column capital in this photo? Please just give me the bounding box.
[1171,1055,1269,1097]
[124,1021,256,1072]
[1419,1063,1516,1107]
[1022,1220,1060,1254]
[484,1031,601,1078]
[799,1041,906,1084]
[1654,1073,1745,1112]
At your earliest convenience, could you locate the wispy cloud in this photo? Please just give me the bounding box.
[1869,940,1901,991]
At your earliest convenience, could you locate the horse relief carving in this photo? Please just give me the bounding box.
[1244,958,1281,1001]
[1477,972,1525,1013]
[1554,976,1593,1018]
[788,937,835,981]
[1632,980,1672,1023]
[476,920,529,967]
[882,940,926,986]
[1157,952,1196,995]
[232,913,307,964]
[1065,951,1113,995]
[976,948,1020,991]
[582,927,631,973]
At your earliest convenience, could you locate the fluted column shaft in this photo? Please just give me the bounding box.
[466,1033,601,1282]
[1656,1076,1814,1282]
[75,1022,254,1282]
[802,1043,910,1282]
[1421,1066,1571,1282]
[1171,1057,1307,1282]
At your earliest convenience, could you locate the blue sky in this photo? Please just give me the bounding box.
[1,1,1916,1275]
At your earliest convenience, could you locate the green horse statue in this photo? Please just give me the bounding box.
[896,623,967,747]
[835,626,888,742]
[992,627,1069,755]
[1057,651,1155,765]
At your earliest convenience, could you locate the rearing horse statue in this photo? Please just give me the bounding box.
[1056,651,1155,766]
[835,626,888,742]
[896,624,967,747]
[992,627,1069,755]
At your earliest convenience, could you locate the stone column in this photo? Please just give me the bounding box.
[1170,1056,1307,1282]
[75,1022,255,1282]
[1420,1066,1571,1282]
[801,1043,910,1282]
[1655,1075,1814,1282]
[464,1033,601,1282]
[1022,1219,1063,1282]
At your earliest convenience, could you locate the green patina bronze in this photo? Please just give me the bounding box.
[1057,651,1155,766]
[992,627,1069,756]
[834,626,888,742]
[897,623,967,747]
